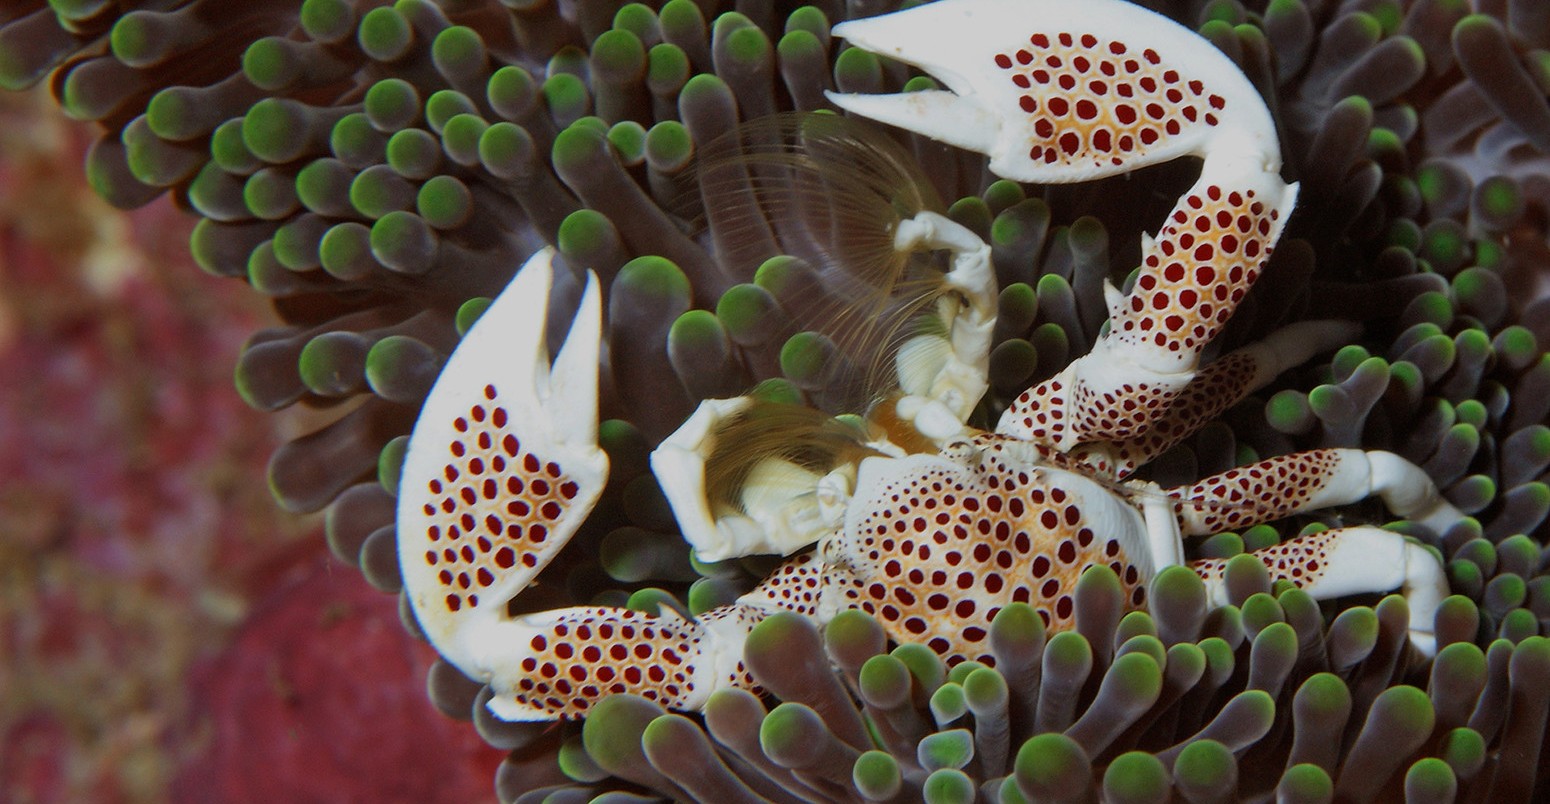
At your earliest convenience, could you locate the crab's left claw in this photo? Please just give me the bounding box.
[829,0,1279,183]
[397,247,609,682]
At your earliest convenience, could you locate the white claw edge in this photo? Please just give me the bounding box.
[398,247,609,679]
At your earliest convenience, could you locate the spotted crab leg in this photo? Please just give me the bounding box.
[1160,450,1457,656]
[397,248,609,698]
[830,0,1298,452]
[472,551,848,719]
[1166,449,1462,537]
[1189,528,1448,656]
[1046,319,1363,478]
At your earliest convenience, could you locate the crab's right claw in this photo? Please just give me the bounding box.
[397,247,609,681]
[828,0,1278,183]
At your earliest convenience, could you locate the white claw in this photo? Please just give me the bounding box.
[826,89,1000,156]
[504,249,559,398]
[397,247,609,679]
[829,0,1279,183]
[548,267,603,450]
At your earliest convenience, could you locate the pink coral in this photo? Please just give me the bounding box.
[0,93,500,803]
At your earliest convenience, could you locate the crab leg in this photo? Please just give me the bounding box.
[1171,449,1457,656]
[998,157,1297,451]
[1017,319,1362,478]
[1188,527,1448,655]
[1127,447,1458,650]
[473,551,845,720]
[397,249,609,687]
[1166,449,1462,536]
[830,0,1301,452]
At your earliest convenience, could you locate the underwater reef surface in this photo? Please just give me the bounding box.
[0,91,500,803]
[1,0,1549,800]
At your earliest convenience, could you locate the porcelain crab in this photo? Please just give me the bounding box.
[395,0,1457,721]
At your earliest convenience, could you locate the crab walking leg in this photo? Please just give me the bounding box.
[1033,319,1363,478]
[1002,158,1298,451]
[397,249,609,680]
[475,551,847,720]
[829,0,1302,451]
[891,210,997,440]
[1166,449,1462,535]
[1189,528,1448,655]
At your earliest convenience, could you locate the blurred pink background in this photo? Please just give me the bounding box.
[0,91,504,803]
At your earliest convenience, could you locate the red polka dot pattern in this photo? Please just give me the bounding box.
[992,32,1225,169]
[1170,450,1343,534]
[747,551,827,618]
[505,608,708,716]
[1112,185,1279,354]
[999,183,1281,453]
[846,435,1145,665]
[1000,370,1185,456]
[420,383,581,614]
[1003,370,1188,454]
[1006,378,1071,447]
[500,551,841,718]
[1189,529,1337,587]
[1066,351,1260,478]
[1068,380,1178,444]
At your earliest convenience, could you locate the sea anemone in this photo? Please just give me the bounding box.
[3,0,1548,800]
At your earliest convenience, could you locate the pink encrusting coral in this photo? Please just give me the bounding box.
[172,553,505,803]
[0,92,501,803]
